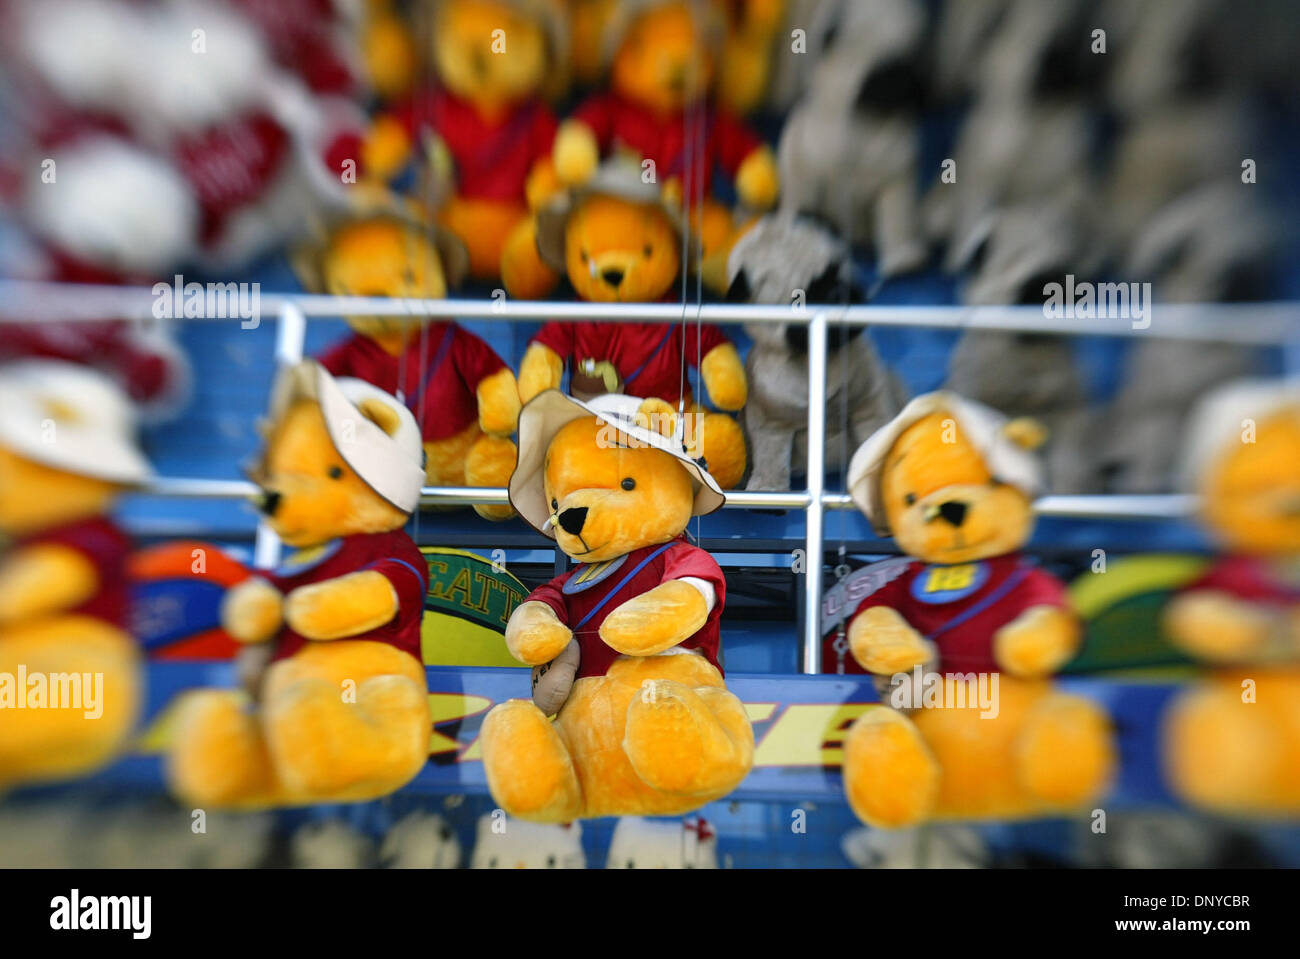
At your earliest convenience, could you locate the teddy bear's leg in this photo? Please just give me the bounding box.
[622,679,753,797]
[480,699,583,822]
[263,672,430,802]
[465,434,518,521]
[1163,678,1292,814]
[696,411,747,491]
[842,707,941,829]
[0,618,141,788]
[874,177,928,277]
[166,689,280,808]
[1015,692,1115,808]
[742,405,794,492]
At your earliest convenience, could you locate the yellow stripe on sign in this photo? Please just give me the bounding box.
[427,693,494,755]
[753,702,879,767]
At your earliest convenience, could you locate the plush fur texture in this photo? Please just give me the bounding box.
[726,214,906,490]
[166,396,431,809]
[0,450,140,789]
[480,410,754,820]
[1162,396,1300,814]
[307,216,521,520]
[841,405,1114,828]
[519,192,750,489]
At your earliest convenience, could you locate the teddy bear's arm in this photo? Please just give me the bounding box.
[700,343,749,411]
[505,600,574,665]
[552,118,600,187]
[0,544,98,624]
[476,367,523,436]
[518,342,566,404]
[283,571,399,641]
[993,605,1081,678]
[598,579,711,657]
[222,578,285,644]
[735,145,780,211]
[1162,589,1281,663]
[362,114,414,182]
[848,606,936,676]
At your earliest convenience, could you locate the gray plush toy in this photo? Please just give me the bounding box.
[726,214,905,492]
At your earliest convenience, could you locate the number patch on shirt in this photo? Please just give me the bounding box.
[911,562,990,604]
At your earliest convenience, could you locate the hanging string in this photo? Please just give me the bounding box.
[831,241,855,673]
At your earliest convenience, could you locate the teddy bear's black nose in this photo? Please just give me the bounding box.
[601,268,625,288]
[558,507,588,535]
[937,500,968,528]
[258,490,282,517]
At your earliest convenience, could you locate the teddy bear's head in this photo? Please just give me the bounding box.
[298,215,468,355]
[1182,380,1300,557]
[849,392,1047,565]
[537,162,685,303]
[510,392,724,563]
[250,362,425,549]
[432,0,567,112]
[0,360,151,537]
[609,1,715,114]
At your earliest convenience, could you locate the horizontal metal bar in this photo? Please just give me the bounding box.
[140,477,1198,520]
[1,281,1296,343]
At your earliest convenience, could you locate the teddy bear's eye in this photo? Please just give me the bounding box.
[643,244,653,258]
[580,250,589,264]
[621,477,636,491]
[328,465,344,480]
[551,498,559,510]
[904,492,916,505]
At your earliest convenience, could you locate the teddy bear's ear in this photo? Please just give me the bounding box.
[358,397,404,438]
[1003,417,1049,451]
[636,397,679,440]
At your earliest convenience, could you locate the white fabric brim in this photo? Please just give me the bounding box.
[510,389,724,536]
[1178,378,1300,492]
[847,391,1044,535]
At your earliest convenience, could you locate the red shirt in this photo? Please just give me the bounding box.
[573,92,762,204]
[318,324,509,441]
[263,530,427,664]
[525,537,726,679]
[1184,555,1300,606]
[389,88,557,202]
[833,553,1070,675]
[531,321,729,406]
[17,517,131,630]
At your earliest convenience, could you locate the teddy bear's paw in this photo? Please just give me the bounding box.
[842,708,940,829]
[1163,684,1284,814]
[1164,591,1276,663]
[466,435,519,522]
[736,146,779,211]
[284,571,398,642]
[849,607,935,677]
[221,578,284,644]
[696,413,747,491]
[265,675,428,801]
[1016,693,1115,808]
[505,600,574,666]
[553,120,598,186]
[623,680,749,796]
[481,700,583,822]
[993,605,1080,678]
[166,690,278,809]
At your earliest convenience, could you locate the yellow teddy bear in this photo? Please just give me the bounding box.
[480,391,754,820]
[839,392,1115,828]
[298,213,521,520]
[167,361,432,808]
[0,360,146,789]
[519,160,749,489]
[1162,379,1300,815]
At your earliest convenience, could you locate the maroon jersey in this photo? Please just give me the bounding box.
[1183,555,1300,606]
[318,324,509,441]
[525,537,726,679]
[834,553,1070,675]
[16,517,131,630]
[263,530,427,664]
[572,92,762,205]
[531,321,730,406]
[387,88,557,202]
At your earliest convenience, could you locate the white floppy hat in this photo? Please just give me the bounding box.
[1178,378,1300,492]
[847,391,1044,535]
[0,358,153,485]
[509,389,724,536]
[264,360,426,514]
